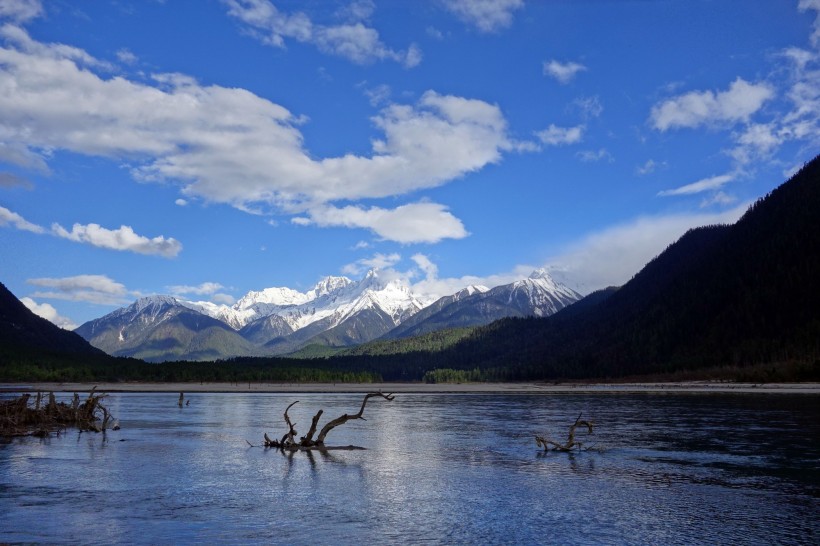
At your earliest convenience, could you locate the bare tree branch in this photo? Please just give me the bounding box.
[536,414,595,451]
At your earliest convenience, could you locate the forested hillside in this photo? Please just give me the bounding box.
[422,155,820,380]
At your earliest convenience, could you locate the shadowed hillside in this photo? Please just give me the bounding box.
[426,155,820,380]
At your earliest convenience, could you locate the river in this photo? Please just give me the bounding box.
[1,392,818,544]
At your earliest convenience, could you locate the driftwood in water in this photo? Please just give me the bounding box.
[0,387,118,438]
[535,413,594,451]
[262,392,395,450]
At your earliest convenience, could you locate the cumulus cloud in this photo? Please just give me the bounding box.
[0,0,42,22]
[20,296,77,329]
[297,202,469,244]
[657,173,735,197]
[442,0,524,33]
[543,59,587,84]
[27,274,133,305]
[0,204,44,233]
[0,31,524,243]
[51,223,183,257]
[650,77,774,131]
[0,205,182,256]
[224,0,421,67]
[536,124,584,146]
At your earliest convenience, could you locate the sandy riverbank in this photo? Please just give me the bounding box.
[1,381,818,394]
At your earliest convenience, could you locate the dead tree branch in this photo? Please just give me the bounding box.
[262,392,394,450]
[536,413,595,452]
[0,389,118,438]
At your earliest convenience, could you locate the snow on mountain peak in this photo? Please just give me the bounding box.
[309,275,353,298]
[131,295,179,312]
[528,268,553,280]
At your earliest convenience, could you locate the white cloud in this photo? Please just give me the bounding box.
[405,205,749,299]
[442,0,524,33]
[636,159,667,176]
[175,198,188,206]
[650,77,774,131]
[700,191,737,208]
[167,281,235,305]
[297,202,469,244]
[363,83,391,107]
[167,282,225,296]
[0,205,182,257]
[536,124,584,146]
[51,223,183,257]
[342,252,401,276]
[0,141,49,172]
[337,0,375,23]
[543,205,749,293]
[116,48,137,65]
[576,148,613,163]
[728,123,786,165]
[27,274,133,305]
[410,253,438,281]
[20,296,77,329]
[409,262,530,302]
[543,59,587,84]
[0,0,42,22]
[799,0,820,46]
[0,204,44,233]
[211,293,236,305]
[223,0,421,67]
[572,96,603,119]
[0,32,523,243]
[657,173,735,197]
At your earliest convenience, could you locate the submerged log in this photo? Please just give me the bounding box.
[535,413,595,452]
[262,392,395,450]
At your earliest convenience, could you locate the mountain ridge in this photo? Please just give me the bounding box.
[75,268,580,361]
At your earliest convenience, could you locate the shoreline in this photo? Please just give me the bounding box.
[1,381,818,395]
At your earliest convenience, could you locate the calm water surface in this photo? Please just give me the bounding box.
[1,392,818,544]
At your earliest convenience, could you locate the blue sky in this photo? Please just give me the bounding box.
[1,0,818,329]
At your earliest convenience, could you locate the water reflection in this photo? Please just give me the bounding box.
[1,392,818,544]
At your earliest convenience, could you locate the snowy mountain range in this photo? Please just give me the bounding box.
[75,268,581,361]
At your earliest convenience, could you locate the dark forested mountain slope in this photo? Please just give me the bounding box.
[435,155,820,379]
[0,282,103,356]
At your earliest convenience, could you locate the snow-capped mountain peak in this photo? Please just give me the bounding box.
[308,276,354,298]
